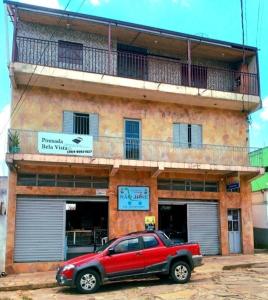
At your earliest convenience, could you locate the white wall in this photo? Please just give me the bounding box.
[252,191,268,229]
[0,177,8,272]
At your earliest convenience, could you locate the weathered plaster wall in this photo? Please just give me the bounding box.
[16,21,117,75]
[11,86,248,165]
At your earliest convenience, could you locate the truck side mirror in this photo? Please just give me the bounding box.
[108,247,115,255]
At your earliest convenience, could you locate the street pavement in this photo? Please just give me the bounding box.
[1,254,268,299]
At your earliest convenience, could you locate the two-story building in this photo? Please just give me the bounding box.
[4,0,264,273]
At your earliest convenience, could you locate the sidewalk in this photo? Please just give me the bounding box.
[1,253,268,292]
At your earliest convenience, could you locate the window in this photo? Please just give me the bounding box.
[117,44,148,80]
[58,40,83,66]
[173,123,202,149]
[125,119,141,160]
[181,64,207,89]
[17,174,109,189]
[63,111,99,139]
[158,179,218,192]
[114,238,140,253]
[143,236,159,249]
[74,113,89,135]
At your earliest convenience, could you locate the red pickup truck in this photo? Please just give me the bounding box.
[56,230,202,293]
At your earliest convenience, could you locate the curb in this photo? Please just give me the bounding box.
[0,282,57,292]
[223,262,268,271]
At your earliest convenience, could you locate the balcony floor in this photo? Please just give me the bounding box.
[10,62,260,112]
[6,152,264,179]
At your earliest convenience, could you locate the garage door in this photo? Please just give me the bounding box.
[14,197,66,262]
[187,202,220,255]
[158,199,220,255]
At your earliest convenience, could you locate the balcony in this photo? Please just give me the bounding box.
[11,36,260,111]
[7,129,263,171]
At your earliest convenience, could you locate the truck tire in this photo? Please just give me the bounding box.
[170,261,191,284]
[75,269,101,294]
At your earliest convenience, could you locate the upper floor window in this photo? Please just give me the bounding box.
[58,40,83,66]
[181,64,207,89]
[63,111,99,139]
[173,123,202,149]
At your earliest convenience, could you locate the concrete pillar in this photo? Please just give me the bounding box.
[5,170,17,274]
[219,178,229,255]
[240,176,254,254]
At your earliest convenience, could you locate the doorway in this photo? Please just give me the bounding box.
[228,209,242,254]
[65,201,108,259]
[158,204,188,243]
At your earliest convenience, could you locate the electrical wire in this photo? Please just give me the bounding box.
[0,0,75,137]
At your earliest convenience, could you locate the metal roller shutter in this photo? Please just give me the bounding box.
[187,202,220,255]
[14,198,66,262]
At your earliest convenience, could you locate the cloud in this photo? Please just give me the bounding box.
[89,0,109,6]
[260,97,268,121]
[19,0,62,9]
[0,104,10,177]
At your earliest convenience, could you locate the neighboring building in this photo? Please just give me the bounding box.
[251,147,268,248]
[4,0,264,273]
[0,176,8,273]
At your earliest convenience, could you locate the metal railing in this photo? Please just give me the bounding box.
[8,129,263,167]
[14,36,259,96]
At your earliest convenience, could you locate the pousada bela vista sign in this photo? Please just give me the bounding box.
[38,132,93,156]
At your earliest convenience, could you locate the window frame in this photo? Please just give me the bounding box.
[58,40,83,66]
[142,235,159,249]
[113,237,142,254]
[73,112,90,135]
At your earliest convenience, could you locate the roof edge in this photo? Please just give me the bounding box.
[4,0,258,52]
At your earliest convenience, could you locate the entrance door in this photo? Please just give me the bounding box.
[228,209,241,254]
[125,119,141,160]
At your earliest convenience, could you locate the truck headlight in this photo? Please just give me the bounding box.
[62,264,75,272]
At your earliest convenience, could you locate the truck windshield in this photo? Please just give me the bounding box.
[95,239,116,253]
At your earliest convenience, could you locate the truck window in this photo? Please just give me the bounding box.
[143,236,159,249]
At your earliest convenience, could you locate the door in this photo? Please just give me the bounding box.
[228,209,241,254]
[102,237,144,276]
[14,197,66,262]
[125,119,141,160]
[187,202,220,255]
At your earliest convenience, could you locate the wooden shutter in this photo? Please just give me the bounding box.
[89,113,99,140]
[63,111,74,133]
[173,123,188,148]
[191,124,202,148]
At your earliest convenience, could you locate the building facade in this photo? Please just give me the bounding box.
[5,1,264,273]
[251,147,268,248]
[0,176,8,273]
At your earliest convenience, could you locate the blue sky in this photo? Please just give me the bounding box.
[0,0,268,175]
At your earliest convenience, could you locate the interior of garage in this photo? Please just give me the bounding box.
[65,201,108,258]
[158,204,188,243]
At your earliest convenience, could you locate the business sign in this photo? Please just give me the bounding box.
[145,216,155,230]
[226,175,240,192]
[118,186,150,211]
[38,132,93,156]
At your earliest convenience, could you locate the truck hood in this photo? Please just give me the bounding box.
[63,252,102,267]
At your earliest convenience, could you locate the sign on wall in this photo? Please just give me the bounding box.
[145,216,155,230]
[38,132,93,156]
[118,186,150,211]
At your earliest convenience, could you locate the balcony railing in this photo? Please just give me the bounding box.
[14,36,259,96]
[8,129,263,167]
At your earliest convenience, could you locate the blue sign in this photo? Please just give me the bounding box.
[226,183,240,191]
[118,186,150,211]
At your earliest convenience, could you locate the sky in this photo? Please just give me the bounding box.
[0,0,268,175]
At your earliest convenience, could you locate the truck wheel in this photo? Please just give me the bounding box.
[75,269,101,294]
[170,261,191,284]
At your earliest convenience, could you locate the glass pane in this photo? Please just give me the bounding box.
[228,221,233,231]
[233,221,239,231]
[128,238,140,252]
[143,236,158,249]
[114,240,128,253]
[233,210,239,220]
